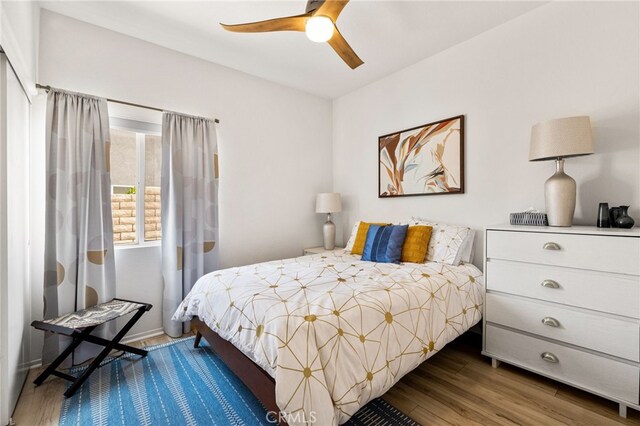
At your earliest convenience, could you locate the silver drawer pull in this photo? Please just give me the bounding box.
[541,279,560,289]
[542,317,560,327]
[543,242,561,250]
[540,352,559,363]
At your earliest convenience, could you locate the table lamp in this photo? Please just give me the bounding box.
[529,116,593,227]
[316,193,342,249]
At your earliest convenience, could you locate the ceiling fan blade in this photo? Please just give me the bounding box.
[314,0,349,21]
[221,12,311,33]
[328,27,363,69]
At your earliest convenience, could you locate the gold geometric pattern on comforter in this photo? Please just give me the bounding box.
[173,250,484,426]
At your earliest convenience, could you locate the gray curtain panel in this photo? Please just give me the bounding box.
[43,89,116,363]
[161,112,219,338]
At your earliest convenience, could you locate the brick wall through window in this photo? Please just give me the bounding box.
[112,186,161,244]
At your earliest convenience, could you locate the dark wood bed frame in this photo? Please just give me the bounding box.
[192,317,281,419]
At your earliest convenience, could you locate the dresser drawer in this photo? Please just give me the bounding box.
[485,325,640,404]
[485,293,639,361]
[486,259,640,318]
[486,230,640,276]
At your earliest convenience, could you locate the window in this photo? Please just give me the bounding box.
[110,119,162,245]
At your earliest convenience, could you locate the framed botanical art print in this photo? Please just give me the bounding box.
[378,115,464,197]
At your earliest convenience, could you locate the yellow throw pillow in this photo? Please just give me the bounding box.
[401,225,433,263]
[351,222,389,255]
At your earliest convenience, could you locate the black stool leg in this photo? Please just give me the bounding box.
[64,307,148,397]
[64,341,112,397]
[80,335,148,357]
[194,332,202,348]
[34,326,97,386]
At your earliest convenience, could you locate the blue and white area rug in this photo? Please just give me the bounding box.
[59,337,418,425]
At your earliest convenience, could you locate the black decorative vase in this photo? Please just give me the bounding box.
[597,203,610,228]
[609,207,622,227]
[615,206,635,229]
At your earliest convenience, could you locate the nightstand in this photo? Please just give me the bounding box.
[303,246,344,255]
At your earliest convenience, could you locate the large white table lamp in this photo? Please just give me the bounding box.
[529,116,594,227]
[315,193,342,250]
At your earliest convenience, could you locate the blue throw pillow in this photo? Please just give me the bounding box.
[361,225,385,261]
[384,224,409,263]
[361,224,409,263]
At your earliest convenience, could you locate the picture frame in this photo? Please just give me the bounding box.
[378,115,464,198]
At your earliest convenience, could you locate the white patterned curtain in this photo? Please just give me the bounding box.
[162,112,219,337]
[43,89,116,363]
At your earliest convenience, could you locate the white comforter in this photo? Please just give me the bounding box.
[173,250,484,425]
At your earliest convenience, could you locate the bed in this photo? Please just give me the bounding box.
[173,248,484,425]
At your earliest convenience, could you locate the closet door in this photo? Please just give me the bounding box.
[0,52,31,426]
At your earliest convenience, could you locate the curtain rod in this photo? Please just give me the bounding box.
[36,84,220,124]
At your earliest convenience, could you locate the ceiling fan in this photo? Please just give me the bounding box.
[221,0,364,69]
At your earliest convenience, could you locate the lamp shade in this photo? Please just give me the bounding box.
[316,193,342,213]
[529,116,594,161]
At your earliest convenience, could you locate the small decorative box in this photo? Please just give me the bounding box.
[510,212,549,226]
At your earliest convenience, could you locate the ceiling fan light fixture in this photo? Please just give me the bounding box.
[305,16,334,42]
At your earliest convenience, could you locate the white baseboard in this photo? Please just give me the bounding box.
[26,359,42,370]
[27,327,165,370]
[121,328,165,344]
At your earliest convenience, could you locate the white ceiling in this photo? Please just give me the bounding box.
[38,1,546,99]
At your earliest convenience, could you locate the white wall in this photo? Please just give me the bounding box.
[332,1,640,266]
[31,10,333,361]
[114,246,163,341]
[0,1,39,91]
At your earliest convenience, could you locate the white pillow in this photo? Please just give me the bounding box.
[344,221,361,252]
[457,231,475,264]
[410,217,473,265]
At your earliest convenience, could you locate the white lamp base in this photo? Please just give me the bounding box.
[545,159,576,227]
[323,213,336,250]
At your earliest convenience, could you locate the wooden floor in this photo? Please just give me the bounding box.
[12,332,640,425]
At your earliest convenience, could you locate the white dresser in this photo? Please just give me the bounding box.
[482,225,640,417]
